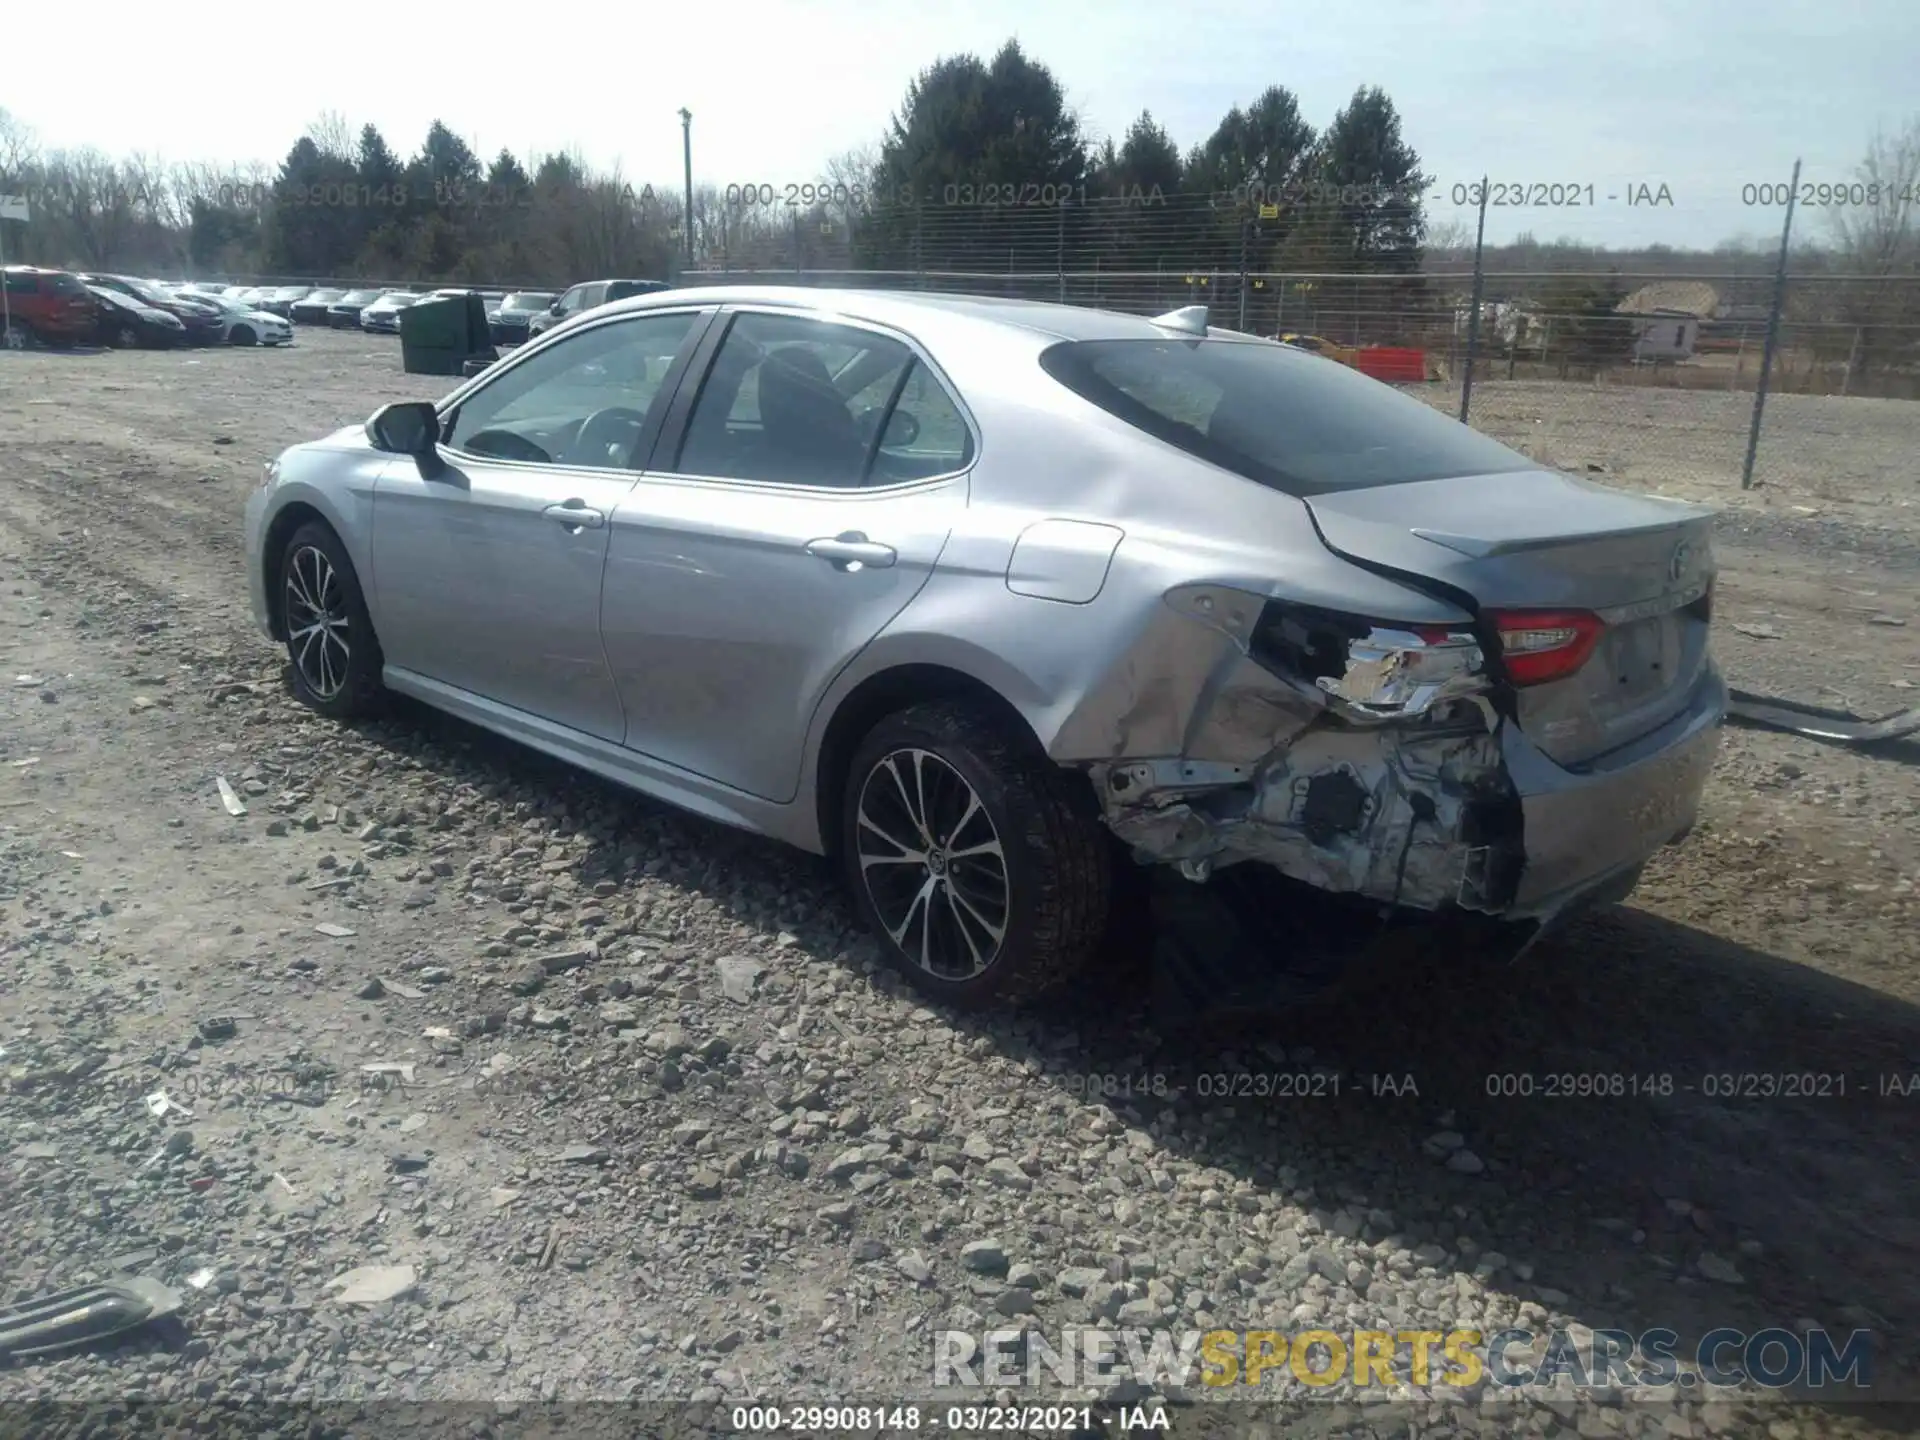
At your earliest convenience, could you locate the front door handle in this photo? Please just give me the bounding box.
[805,531,897,570]
[543,501,604,530]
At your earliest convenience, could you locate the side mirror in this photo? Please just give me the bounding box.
[549,301,562,314]
[366,401,440,456]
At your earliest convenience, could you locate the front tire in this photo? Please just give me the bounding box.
[840,701,1111,1009]
[232,324,257,346]
[279,521,385,718]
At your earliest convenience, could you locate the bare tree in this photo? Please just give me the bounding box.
[0,106,39,189]
[1822,117,1920,380]
[304,110,356,162]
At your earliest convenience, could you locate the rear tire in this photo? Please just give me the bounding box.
[279,521,385,719]
[0,320,31,351]
[840,701,1112,1010]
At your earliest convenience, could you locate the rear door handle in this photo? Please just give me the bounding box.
[543,501,604,530]
[805,532,897,570]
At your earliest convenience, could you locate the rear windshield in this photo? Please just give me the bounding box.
[501,293,555,309]
[1037,337,1535,496]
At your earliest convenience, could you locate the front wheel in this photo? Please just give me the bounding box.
[279,521,385,718]
[231,325,256,346]
[840,701,1112,1009]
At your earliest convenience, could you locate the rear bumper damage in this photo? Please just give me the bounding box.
[1068,588,1726,933]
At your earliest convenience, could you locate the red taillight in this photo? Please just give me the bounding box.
[1488,608,1606,686]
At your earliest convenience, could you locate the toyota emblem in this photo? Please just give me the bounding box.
[1668,541,1691,583]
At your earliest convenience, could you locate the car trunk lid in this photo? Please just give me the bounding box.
[1302,469,1716,766]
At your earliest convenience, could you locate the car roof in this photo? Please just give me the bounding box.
[597,285,1264,343]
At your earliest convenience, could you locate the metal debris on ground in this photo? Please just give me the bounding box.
[1726,688,1920,746]
[214,776,247,816]
[0,1278,184,1358]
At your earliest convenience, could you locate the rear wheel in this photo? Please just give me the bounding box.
[840,701,1111,1009]
[279,521,385,718]
[2,321,38,350]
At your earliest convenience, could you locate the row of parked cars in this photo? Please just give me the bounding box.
[1,266,672,353]
[1,266,296,350]
[273,277,671,346]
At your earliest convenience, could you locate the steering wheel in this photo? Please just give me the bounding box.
[569,406,650,466]
[464,428,551,464]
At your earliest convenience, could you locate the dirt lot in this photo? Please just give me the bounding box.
[2,329,1917,1437]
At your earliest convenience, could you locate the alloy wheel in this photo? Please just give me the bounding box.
[855,748,1010,980]
[1,327,25,351]
[284,544,351,699]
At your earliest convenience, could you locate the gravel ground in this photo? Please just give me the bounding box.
[1,330,1917,1439]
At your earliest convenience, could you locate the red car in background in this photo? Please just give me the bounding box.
[1,266,99,349]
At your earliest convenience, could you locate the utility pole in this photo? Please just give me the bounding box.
[678,109,694,267]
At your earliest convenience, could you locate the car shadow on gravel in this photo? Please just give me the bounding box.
[340,687,1918,1404]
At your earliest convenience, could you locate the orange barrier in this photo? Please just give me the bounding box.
[1354,347,1428,382]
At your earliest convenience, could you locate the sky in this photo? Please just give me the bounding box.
[4,0,1914,251]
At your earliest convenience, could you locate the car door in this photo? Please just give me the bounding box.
[601,306,976,803]
[370,307,713,740]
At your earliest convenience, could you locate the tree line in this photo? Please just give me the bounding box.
[0,51,1912,367]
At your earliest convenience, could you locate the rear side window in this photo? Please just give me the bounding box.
[1038,338,1535,496]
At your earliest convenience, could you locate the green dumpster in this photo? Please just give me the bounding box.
[400,293,497,376]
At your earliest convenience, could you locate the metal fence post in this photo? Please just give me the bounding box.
[1458,175,1490,423]
[1741,157,1800,490]
[1237,217,1250,332]
[1056,202,1066,303]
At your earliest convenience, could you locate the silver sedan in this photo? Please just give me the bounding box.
[243,287,1726,1008]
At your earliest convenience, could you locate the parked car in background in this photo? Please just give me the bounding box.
[259,286,311,318]
[241,288,1729,1010]
[2,266,100,349]
[326,288,389,328]
[185,292,294,346]
[83,274,228,346]
[88,285,187,348]
[180,282,229,299]
[359,292,419,333]
[290,289,346,324]
[488,291,556,346]
[525,278,670,338]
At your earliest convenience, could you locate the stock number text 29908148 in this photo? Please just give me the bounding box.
[722,181,1131,210]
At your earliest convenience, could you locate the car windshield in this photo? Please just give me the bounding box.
[310,290,343,302]
[1037,337,1537,497]
[339,290,380,303]
[501,293,555,310]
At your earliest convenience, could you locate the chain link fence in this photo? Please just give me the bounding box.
[669,187,1918,501]
[197,184,1918,502]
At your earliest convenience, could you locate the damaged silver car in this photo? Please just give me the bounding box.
[243,286,1726,1008]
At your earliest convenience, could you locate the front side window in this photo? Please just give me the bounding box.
[445,310,700,469]
[1039,337,1534,496]
[673,311,972,488]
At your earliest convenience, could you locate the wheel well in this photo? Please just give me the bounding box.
[814,664,1056,861]
[259,503,331,641]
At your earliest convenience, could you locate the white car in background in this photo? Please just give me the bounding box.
[180,291,294,346]
[359,291,421,333]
